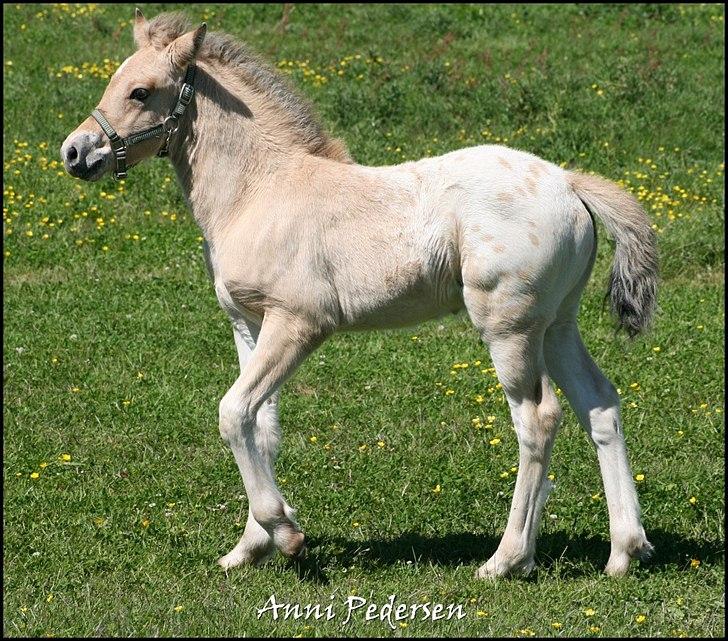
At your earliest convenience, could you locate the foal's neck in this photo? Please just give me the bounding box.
[168,61,302,241]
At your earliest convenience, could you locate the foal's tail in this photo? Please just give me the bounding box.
[568,171,658,337]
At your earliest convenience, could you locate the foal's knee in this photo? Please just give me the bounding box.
[218,390,255,445]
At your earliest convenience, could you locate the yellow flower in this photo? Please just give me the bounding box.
[635,614,646,623]
[174,605,184,612]
[589,626,601,633]
[432,484,442,494]
[635,474,645,482]
[30,472,40,480]
[690,558,700,568]
[377,440,385,448]
[61,454,71,462]
[476,610,488,617]
[489,438,501,446]
[551,622,563,629]
[584,608,596,617]
[309,436,318,443]
[688,496,697,505]
[141,518,151,528]
[39,462,48,469]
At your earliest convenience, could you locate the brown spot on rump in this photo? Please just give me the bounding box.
[497,192,514,203]
[493,244,506,253]
[483,233,494,242]
[525,176,538,195]
[516,269,532,280]
[497,156,513,170]
[527,220,536,228]
[528,161,546,177]
[528,232,540,247]
[515,186,526,198]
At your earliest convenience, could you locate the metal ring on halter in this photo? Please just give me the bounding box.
[163,116,180,135]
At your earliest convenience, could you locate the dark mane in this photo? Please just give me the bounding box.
[142,12,351,162]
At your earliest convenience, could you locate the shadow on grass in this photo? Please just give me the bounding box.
[295,529,723,583]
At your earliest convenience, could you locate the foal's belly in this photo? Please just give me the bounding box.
[338,271,465,331]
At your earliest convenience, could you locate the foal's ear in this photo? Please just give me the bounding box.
[168,23,207,68]
[133,8,150,48]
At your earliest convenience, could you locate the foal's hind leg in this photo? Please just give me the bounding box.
[544,320,653,576]
[466,288,562,578]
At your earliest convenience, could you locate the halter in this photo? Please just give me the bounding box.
[91,65,197,180]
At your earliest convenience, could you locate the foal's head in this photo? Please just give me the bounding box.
[61,10,206,181]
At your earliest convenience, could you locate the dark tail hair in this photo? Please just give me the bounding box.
[568,171,659,337]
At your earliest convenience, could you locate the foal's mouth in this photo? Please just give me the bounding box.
[65,153,111,182]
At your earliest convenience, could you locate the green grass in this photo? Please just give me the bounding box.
[3,3,724,637]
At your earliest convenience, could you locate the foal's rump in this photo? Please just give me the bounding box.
[449,145,597,330]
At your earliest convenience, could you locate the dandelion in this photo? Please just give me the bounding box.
[432,484,442,494]
[688,496,697,505]
[635,474,645,482]
[552,622,563,629]
[30,472,40,480]
[60,453,71,462]
[635,614,646,623]
[476,610,488,617]
[489,438,501,446]
[39,462,48,469]
[377,440,385,448]
[584,608,596,617]
[690,558,700,568]
[589,626,601,633]
[174,605,184,612]
[309,435,318,443]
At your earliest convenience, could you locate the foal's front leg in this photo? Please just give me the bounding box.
[218,321,279,569]
[217,312,324,569]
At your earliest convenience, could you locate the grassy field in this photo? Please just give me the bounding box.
[3,3,724,637]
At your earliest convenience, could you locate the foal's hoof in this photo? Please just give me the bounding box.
[276,527,307,559]
[217,541,275,571]
[475,554,535,579]
[604,538,654,577]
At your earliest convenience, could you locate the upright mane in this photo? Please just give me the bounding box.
[140,12,351,162]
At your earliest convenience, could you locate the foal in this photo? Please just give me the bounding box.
[62,11,658,578]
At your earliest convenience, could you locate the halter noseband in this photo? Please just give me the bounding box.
[91,65,197,180]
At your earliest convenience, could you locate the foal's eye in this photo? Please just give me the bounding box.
[129,88,150,102]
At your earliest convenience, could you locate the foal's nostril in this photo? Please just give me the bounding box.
[66,146,79,163]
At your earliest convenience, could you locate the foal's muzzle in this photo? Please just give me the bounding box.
[61,131,111,181]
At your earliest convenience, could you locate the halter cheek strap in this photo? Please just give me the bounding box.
[91,64,196,180]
